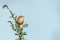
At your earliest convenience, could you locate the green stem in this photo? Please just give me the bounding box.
[17,25,22,40]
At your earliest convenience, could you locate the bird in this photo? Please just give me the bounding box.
[16,16,24,25]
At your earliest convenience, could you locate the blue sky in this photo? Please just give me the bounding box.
[0,0,60,40]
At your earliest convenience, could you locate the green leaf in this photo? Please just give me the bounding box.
[3,5,9,9]
[8,21,13,25]
[15,33,18,35]
[14,16,17,21]
[23,32,27,35]
[23,23,28,28]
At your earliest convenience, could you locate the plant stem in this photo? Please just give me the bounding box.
[17,25,22,40]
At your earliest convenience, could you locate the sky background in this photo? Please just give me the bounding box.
[0,0,60,40]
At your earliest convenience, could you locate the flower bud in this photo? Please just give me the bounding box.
[16,16,24,25]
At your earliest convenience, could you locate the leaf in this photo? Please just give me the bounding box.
[9,10,14,18]
[23,23,28,27]
[8,21,13,25]
[15,33,18,35]
[3,5,9,9]
[14,16,17,21]
[8,21,15,30]
[23,32,27,35]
